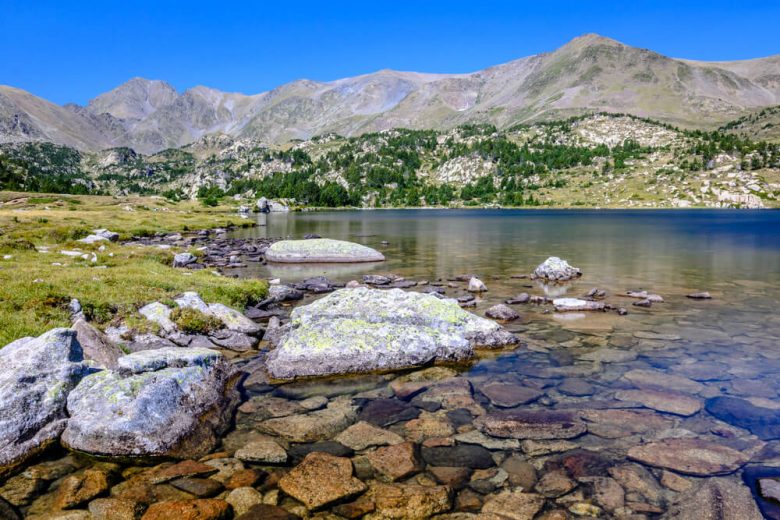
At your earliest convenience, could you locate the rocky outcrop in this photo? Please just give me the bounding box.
[0,329,87,477]
[533,257,582,281]
[265,239,385,263]
[61,348,240,459]
[265,288,517,379]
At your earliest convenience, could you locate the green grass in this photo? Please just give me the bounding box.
[0,191,267,345]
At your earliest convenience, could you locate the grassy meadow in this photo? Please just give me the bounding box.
[0,192,267,345]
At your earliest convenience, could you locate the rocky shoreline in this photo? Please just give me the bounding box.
[0,229,775,519]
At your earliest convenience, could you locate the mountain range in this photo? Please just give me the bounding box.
[2,33,780,154]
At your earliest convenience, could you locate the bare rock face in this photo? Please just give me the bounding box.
[266,288,516,379]
[533,257,582,281]
[265,239,385,263]
[0,329,87,478]
[61,348,240,459]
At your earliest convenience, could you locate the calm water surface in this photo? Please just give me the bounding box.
[229,209,780,517]
[16,210,780,518]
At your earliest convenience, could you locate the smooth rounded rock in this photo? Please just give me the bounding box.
[265,239,384,263]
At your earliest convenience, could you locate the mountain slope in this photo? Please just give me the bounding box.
[1,34,779,153]
[2,113,778,209]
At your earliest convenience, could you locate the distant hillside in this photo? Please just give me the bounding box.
[1,113,778,209]
[1,34,780,154]
[720,106,780,142]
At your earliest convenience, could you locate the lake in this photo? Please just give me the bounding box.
[229,209,780,517]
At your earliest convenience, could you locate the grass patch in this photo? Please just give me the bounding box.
[170,307,222,334]
[0,191,266,345]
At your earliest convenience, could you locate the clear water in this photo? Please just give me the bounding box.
[12,210,780,518]
[229,209,780,516]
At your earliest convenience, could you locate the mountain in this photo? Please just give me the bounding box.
[2,113,778,208]
[2,34,780,153]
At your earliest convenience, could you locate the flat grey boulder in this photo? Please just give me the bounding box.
[553,298,605,312]
[265,238,384,263]
[207,303,262,335]
[62,347,239,459]
[533,257,582,281]
[0,329,87,477]
[266,287,516,379]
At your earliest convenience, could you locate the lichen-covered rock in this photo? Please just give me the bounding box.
[266,288,516,379]
[0,329,87,478]
[61,348,239,459]
[138,302,175,333]
[207,303,262,335]
[265,239,385,263]
[533,257,582,281]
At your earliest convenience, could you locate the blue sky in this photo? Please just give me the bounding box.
[1,0,778,105]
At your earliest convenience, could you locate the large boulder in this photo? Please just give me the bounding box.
[266,287,516,379]
[61,348,239,459]
[0,329,87,477]
[533,257,582,281]
[265,239,385,263]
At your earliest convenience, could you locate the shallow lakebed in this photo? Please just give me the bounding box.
[7,209,780,519]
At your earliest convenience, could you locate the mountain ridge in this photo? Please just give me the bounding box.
[2,33,780,153]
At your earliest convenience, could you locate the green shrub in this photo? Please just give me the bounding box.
[170,307,222,334]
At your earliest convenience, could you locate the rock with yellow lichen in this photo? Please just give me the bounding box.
[266,287,517,379]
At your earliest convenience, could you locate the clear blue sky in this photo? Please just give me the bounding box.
[1,0,778,105]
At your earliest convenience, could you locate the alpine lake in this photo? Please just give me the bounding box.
[10,209,780,519]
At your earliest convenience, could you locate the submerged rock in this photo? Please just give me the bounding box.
[475,410,587,440]
[0,329,87,478]
[265,238,384,263]
[62,348,239,459]
[705,396,780,440]
[662,477,762,519]
[533,257,582,281]
[279,452,366,510]
[265,288,516,379]
[627,438,748,476]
